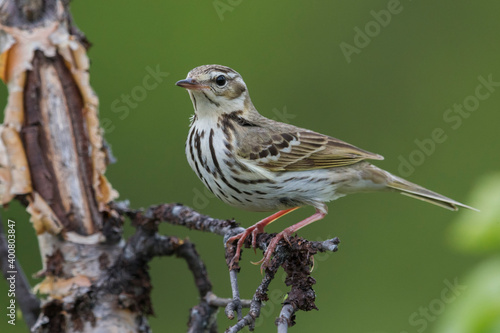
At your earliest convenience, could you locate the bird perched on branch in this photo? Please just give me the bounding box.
[176,65,476,269]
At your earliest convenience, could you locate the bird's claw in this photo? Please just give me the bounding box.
[256,230,294,273]
[226,225,264,268]
[227,226,295,273]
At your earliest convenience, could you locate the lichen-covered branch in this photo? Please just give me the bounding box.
[116,202,340,332]
[103,202,225,333]
[276,304,295,333]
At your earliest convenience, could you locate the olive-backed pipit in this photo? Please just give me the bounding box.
[176,65,476,268]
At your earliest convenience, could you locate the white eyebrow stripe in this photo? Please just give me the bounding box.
[211,71,238,80]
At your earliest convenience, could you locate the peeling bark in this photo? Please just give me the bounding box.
[0,1,125,331]
[23,50,101,234]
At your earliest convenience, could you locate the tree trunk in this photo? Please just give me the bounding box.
[0,1,144,331]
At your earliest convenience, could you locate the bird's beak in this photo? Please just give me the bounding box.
[175,78,209,90]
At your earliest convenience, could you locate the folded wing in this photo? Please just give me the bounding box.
[237,128,384,172]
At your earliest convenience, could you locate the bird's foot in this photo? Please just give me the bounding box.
[258,209,326,271]
[226,224,264,268]
[258,230,293,271]
[226,208,301,270]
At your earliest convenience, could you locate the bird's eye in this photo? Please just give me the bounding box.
[215,75,227,87]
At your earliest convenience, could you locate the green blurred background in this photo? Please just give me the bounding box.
[1,0,499,332]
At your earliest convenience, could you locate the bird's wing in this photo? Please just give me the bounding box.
[236,128,384,172]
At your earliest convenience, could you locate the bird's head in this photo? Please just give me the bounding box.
[176,65,253,119]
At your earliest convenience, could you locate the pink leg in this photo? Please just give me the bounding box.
[227,207,299,267]
[260,209,327,269]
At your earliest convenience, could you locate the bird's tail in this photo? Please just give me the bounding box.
[384,173,478,211]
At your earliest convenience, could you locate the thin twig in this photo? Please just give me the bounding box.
[176,240,212,298]
[176,240,219,333]
[206,292,251,308]
[276,304,295,333]
[226,253,284,333]
[225,275,272,333]
[225,269,243,320]
[0,215,40,329]
[114,202,242,237]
